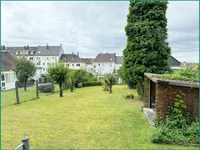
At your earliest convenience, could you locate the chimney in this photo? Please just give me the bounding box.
[77,52,79,57]
[27,45,29,50]
[47,43,49,49]
[60,44,62,47]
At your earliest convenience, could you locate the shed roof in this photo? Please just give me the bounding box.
[144,73,199,88]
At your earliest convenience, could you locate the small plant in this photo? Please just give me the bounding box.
[124,94,135,100]
[104,75,116,93]
[77,83,82,88]
[102,81,109,91]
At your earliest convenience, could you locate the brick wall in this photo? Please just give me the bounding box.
[155,83,198,121]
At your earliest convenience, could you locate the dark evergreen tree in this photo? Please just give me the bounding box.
[122,1,171,95]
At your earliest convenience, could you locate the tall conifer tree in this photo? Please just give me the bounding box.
[122,1,171,94]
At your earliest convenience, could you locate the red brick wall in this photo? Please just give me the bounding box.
[155,83,198,121]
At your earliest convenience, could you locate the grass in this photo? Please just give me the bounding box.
[2,85,197,149]
[1,84,59,108]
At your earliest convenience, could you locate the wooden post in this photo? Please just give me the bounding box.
[15,81,20,104]
[22,137,30,150]
[52,82,54,94]
[36,80,39,99]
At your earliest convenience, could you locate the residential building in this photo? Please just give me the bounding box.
[34,44,64,77]
[1,52,17,90]
[170,56,181,71]
[2,44,64,80]
[93,53,117,76]
[60,53,86,70]
[82,58,94,72]
[115,56,123,71]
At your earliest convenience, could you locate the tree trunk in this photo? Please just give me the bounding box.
[24,79,27,91]
[109,86,112,93]
[70,86,73,92]
[59,82,63,97]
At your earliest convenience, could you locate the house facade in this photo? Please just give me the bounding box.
[2,44,64,80]
[60,53,86,70]
[1,52,17,90]
[93,53,117,77]
[82,58,94,73]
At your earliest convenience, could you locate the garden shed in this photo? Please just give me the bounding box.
[144,73,199,121]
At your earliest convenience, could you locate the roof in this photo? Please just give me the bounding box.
[115,56,123,64]
[35,46,62,56]
[1,52,16,71]
[4,47,38,53]
[144,73,199,88]
[60,54,85,63]
[94,53,116,63]
[170,56,181,67]
[81,58,94,64]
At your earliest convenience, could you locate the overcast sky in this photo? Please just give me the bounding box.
[1,1,199,62]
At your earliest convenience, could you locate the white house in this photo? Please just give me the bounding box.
[2,44,64,80]
[1,52,17,90]
[93,53,117,77]
[33,44,64,79]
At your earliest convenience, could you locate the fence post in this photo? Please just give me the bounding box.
[22,137,30,150]
[52,82,54,94]
[36,80,39,99]
[15,81,20,104]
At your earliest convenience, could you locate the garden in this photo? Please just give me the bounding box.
[2,85,197,149]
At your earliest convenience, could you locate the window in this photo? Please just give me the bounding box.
[43,63,45,65]
[72,64,74,67]
[76,64,80,67]
[47,57,48,60]
[2,83,5,87]
[1,75,5,81]
[43,68,45,71]
[110,63,112,67]
[99,64,100,66]
[94,65,96,68]
[52,57,54,59]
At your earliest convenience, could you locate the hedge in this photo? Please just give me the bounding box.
[82,81,102,87]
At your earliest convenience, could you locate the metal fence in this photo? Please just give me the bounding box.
[15,137,30,150]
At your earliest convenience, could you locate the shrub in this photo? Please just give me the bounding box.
[124,94,134,100]
[151,94,198,144]
[38,84,54,93]
[102,81,109,91]
[78,83,82,88]
[82,81,102,87]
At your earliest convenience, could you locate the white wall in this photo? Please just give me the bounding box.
[64,62,86,70]
[93,62,116,76]
[1,71,17,90]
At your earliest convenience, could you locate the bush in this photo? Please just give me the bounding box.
[102,81,109,91]
[124,94,134,100]
[38,84,54,93]
[82,81,102,87]
[151,94,198,144]
[78,83,82,88]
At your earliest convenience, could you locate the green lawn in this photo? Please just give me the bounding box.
[2,84,60,108]
[2,85,197,149]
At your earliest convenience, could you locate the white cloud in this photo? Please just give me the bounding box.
[1,1,199,62]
